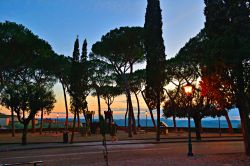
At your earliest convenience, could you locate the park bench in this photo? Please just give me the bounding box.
[173,128,185,136]
[1,161,43,166]
[160,121,168,135]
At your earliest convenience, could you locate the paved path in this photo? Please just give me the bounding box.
[0,135,243,152]
[1,141,250,166]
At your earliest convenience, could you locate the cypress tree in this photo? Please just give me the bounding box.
[81,39,88,63]
[144,0,166,141]
[72,36,80,62]
[70,36,81,143]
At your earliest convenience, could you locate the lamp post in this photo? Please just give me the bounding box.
[56,113,59,134]
[145,111,148,133]
[184,83,194,157]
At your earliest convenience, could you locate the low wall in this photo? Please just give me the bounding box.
[117,126,242,133]
[0,126,242,134]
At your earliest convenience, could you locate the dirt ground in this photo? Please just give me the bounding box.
[0,129,243,144]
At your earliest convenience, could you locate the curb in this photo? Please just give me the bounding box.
[0,138,243,153]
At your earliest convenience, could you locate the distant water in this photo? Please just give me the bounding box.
[52,118,241,128]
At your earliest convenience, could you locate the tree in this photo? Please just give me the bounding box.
[51,55,71,130]
[89,56,113,121]
[144,0,166,141]
[1,83,19,137]
[68,37,89,143]
[204,0,250,155]
[92,27,145,137]
[0,21,56,144]
[68,37,81,143]
[100,85,122,113]
[39,88,56,134]
[79,39,90,127]
[163,84,229,140]
[130,69,146,128]
[164,28,235,135]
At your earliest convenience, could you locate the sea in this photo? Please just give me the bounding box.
[52,118,241,128]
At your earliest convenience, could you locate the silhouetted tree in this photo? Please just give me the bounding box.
[39,88,56,134]
[68,37,89,143]
[52,55,71,130]
[92,27,145,137]
[89,57,113,121]
[0,21,56,144]
[204,0,250,155]
[1,83,19,137]
[144,0,166,141]
[130,69,146,128]
[68,37,81,143]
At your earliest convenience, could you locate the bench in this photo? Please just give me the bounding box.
[160,122,169,135]
[1,161,43,166]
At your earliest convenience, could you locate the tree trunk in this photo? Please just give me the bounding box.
[40,109,43,135]
[225,113,233,134]
[131,105,137,135]
[235,62,250,155]
[61,82,69,130]
[22,123,28,145]
[141,91,157,129]
[126,90,133,137]
[70,109,77,144]
[238,99,250,155]
[23,110,25,121]
[125,100,129,127]
[97,91,101,121]
[134,92,141,128]
[96,90,102,122]
[77,111,80,130]
[173,115,177,132]
[11,108,15,137]
[193,116,202,141]
[39,109,44,135]
[156,91,160,141]
[32,118,35,133]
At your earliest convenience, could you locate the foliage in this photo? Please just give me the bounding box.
[163,86,228,119]
[204,1,250,154]
[144,0,166,98]
[92,26,145,136]
[144,0,166,140]
[99,85,122,110]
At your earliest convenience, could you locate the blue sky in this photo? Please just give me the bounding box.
[0,0,205,58]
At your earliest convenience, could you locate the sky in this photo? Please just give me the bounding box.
[1,0,238,120]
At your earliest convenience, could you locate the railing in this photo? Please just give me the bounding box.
[1,161,43,166]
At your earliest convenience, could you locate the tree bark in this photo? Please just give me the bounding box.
[134,92,141,128]
[32,118,35,133]
[77,111,80,130]
[11,108,15,137]
[70,109,77,144]
[125,100,129,127]
[39,109,44,135]
[141,91,157,129]
[97,91,101,121]
[193,116,202,141]
[156,91,160,141]
[235,62,250,155]
[22,123,28,145]
[126,90,133,137]
[173,115,177,132]
[131,104,137,135]
[238,97,250,155]
[61,82,69,130]
[225,113,233,134]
